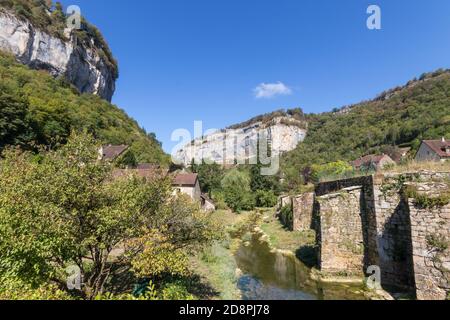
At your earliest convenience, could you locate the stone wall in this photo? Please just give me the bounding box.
[407,182,450,300]
[314,171,450,299]
[292,193,314,231]
[369,174,416,291]
[316,186,365,275]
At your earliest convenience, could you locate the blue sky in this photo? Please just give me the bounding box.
[60,0,450,152]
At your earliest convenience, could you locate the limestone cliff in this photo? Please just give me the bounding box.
[175,116,307,166]
[0,9,116,101]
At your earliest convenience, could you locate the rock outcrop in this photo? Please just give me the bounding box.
[0,10,116,101]
[174,116,307,166]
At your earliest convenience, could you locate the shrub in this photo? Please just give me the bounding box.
[280,205,293,227]
[255,190,278,208]
[221,169,255,213]
[211,191,228,210]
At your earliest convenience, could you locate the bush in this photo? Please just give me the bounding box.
[280,205,293,227]
[255,190,278,208]
[211,191,228,210]
[160,281,195,300]
[221,169,255,213]
[311,161,354,183]
[240,192,256,211]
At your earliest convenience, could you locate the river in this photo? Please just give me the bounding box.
[234,233,369,300]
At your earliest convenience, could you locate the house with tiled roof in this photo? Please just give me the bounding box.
[99,145,129,161]
[415,138,450,162]
[172,173,201,202]
[351,154,395,171]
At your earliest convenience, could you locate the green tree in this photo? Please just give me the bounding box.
[0,132,217,299]
[249,164,281,194]
[196,162,224,197]
[0,93,34,149]
[221,169,255,213]
[255,190,278,208]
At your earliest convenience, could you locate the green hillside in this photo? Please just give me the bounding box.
[281,69,450,188]
[0,52,170,165]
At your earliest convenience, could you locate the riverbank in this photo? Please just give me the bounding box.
[190,208,389,300]
[189,210,250,300]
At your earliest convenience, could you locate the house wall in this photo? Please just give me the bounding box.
[174,181,201,202]
[415,143,442,162]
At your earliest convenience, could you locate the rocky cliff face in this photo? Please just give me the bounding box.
[175,116,307,166]
[0,10,116,101]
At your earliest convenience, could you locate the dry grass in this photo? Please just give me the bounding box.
[382,161,450,174]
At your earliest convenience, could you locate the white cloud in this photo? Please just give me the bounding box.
[253,82,292,99]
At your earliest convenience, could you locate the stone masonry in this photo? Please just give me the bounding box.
[316,186,365,275]
[292,193,315,231]
[314,171,450,300]
[407,182,450,300]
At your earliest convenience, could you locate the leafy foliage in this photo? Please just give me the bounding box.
[280,205,293,228]
[192,162,224,197]
[255,190,278,208]
[221,169,255,213]
[310,161,354,183]
[0,52,170,165]
[0,132,216,299]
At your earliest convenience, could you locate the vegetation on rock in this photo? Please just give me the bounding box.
[0,0,118,78]
[0,52,169,165]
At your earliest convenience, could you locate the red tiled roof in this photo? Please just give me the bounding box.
[422,140,450,158]
[172,173,198,187]
[102,145,129,160]
[137,163,160,170]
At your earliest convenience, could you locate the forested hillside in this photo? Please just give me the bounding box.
[0,52,170,165]
[282,69,450,188]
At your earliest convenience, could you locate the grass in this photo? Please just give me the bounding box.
[259,208,316,253]
[189,209,251,300]
[190,242,241,300]
[382,160,450,174]
[190,208,321,299]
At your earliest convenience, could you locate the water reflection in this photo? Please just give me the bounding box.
[235,233,367,300]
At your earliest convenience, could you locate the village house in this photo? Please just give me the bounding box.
[99,144,129,161]
[415,138,450,162]
[351,154,395,171]
[172,173,202,202]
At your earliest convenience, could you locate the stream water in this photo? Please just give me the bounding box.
[234,233,368,300]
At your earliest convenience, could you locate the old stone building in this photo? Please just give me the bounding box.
[415,139,450,162]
